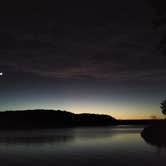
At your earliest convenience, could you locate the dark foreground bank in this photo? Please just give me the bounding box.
[141,120,166,147]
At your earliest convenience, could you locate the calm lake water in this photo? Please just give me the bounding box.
[0,125,165,166]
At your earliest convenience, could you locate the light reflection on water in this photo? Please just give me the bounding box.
[0,125,165,166]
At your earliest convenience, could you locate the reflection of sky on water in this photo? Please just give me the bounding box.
[0,125,143,146]
[0,126,165,166]
[0,129,74,145]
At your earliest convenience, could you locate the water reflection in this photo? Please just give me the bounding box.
[0,126,143,145]
[0,126,165,166]
[0,129,74,145]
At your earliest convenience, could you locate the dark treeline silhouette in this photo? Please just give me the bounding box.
[0,109,162,130]
[0,109,117,129]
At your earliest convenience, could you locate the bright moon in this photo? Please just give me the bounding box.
[0,72,3,76]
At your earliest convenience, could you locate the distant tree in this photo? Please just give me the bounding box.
[160,99,166,115]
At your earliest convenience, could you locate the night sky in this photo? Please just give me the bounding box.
[0,0,166,119]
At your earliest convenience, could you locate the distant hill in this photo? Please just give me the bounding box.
[0,109,117,129]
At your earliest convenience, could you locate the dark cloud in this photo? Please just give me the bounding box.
[0,0,166,82]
